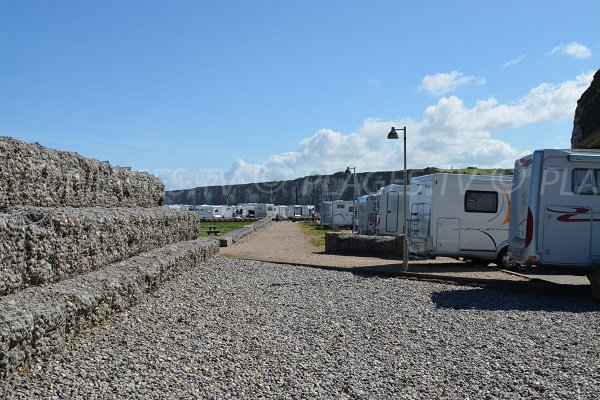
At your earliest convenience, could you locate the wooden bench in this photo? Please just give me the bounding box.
[205,226,220,235]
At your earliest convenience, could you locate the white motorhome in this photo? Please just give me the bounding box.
[376,184,407,236]
[238,203,275,218]
[194,205,225,219]
[321,200,354,227]
[276,205,288,219]
[508,149,600,294]
[287,205,301,219]
[220,205,234,219]
[357,194,378,235]
[408,173,513,267]
[286,205,315,220]
[238,203,256,218]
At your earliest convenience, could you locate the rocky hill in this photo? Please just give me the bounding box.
[572,69,600,149]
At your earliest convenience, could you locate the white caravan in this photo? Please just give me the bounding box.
[238,203,275,218]
[276,205,288,219]
[194,205,225,219]
[287,205,302,219]
[376,184,407,236]
[508,149,600,294]
[357,194,378,235]
[220,205,234,219]
[265,204,277,218]
[321,200,354,227]
[238,203,256,218]
[408,173,513,267]
[286,205,315,220]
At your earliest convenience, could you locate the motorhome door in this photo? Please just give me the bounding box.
[437,218,459,253]
[542,206,592,265]
[385,191,400,232]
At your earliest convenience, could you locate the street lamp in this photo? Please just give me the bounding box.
[345,167,357,233]
[387,126,408,272]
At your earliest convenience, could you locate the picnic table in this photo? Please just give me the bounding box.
[205,226,220,235]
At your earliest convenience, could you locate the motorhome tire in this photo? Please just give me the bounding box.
[588,271,600,301]
[495,247,512,269]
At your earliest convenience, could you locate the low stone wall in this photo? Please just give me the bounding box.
[0,238,219,379]
[219,218,270,247]
[325,232,403,257]
[0,137,164,208]
[1,207,199,295]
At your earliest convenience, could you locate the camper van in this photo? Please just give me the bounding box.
[276,205,288,219]
[357,194,378,235]
[376,184,407,236]
[238,203,275,219]
[408,173,513,267]
[220,205,234,219]
[286,205,315,220]
[321,200,354,227]
[508,149,600,291]
[194,205,224,219]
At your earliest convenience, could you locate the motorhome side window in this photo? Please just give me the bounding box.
[572,169,599,195]
[464,190,498,213]
[336,204,345,209]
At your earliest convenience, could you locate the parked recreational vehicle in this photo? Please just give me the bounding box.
[286,205,301,219]
[321,200,354,227]
[276,205,288,219]
[286,205,315,220]
[265,204,277,218]
[508,149,600,294]
[220,205,234,219]
[376,184,407,236]
[238,203,275,218]
[408,173,513,267]
[194,205,225,219]
[357,194,378,235]
[238,203,256,218]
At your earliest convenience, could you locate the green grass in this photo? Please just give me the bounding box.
[298,221,342,247]
[198,221,254,237]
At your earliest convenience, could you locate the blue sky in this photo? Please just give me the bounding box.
[1,0,599,190]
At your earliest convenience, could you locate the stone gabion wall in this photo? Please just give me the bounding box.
[0,207,199,296]
[325,232,403,257]
[0,238,219,379]
[0,136,164,208]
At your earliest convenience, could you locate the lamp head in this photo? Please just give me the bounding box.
[387,127,400,140]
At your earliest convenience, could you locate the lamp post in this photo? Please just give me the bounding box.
[345,167,357,233]
[387,126,408,272]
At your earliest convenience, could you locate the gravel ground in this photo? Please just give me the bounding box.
[2,256,599,399]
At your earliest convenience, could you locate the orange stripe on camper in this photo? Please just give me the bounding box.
[502,192,510,225]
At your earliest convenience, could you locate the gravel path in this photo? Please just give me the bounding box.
[221,221,527,282]
[2,256,599,399]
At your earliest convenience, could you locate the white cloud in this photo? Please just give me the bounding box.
[547,42,592,59]
[156,71,595,191]
[368,77,382,86]
[503,54,525,68]
[419,71,486,97]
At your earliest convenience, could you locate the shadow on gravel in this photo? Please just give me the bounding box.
[346,262,497,275]
[431,287,600,312]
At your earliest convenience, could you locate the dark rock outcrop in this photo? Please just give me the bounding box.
[572,69,600,149]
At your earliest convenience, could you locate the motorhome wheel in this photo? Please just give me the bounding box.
[495,247,514,269]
